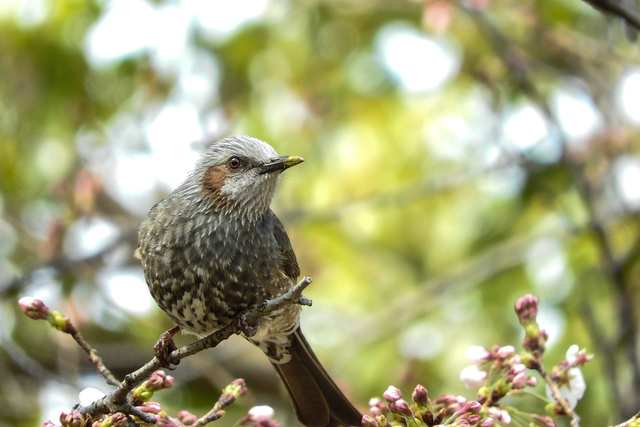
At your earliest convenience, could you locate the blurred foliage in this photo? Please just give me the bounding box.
[1,0,640,426]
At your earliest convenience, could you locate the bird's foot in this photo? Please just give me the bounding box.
[233,310,257,337]
[154,325,181,369]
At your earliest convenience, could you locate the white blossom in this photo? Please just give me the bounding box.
[460,365,488,388]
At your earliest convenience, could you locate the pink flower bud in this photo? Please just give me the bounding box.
[389,399,412,417]
[163,376,174,388]
[540,329,549,342]
[463,401,482,414]
[479,418,495,427]
[444,402,462,415]
[368,397,387,415]
[60,411,85,427]
[514,294,538,324]
[465,345,492,364]
[382,386,402,402]
[486,407,511,423]
[500,410,511,424]
[110,413,128,427]
[566,345,593,367]
[146,371,165,390]
[139,401,162,414]
[434,393,458,405]
[155,414,183,426]
[412,384,429,406]
[486,407,501,418]
[511,372,527,389]
[573,349,593,366]
[18,297,49,320]
[369,406,383,416]
[369,397,383,407]
[232,378,247,388]
[496,346,515,359]
[509,363,526,375]
[230,378,248,396]
[533,415,556,427]
[468,414,482,424]
[362,415,377,426]
[176,411,197,425]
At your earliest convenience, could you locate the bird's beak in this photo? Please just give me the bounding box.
[259,156,304,174]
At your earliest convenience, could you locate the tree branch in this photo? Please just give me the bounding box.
[74,276,313,422]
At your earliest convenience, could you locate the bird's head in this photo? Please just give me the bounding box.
[193,135,303,220]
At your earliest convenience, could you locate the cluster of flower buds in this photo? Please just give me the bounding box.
[364,385,499,427]
[54,411,87,427]
[132,370,175,404]
[361,294,586,426]
[514,294,592,418]
[460,344,538,405]
[220,378,249,405]
[131,377,179,427]
[53,404,175,427]
[514,294,548,354]
[53,411,130,427]
[53,411,132,427]
[139,378,248,426]
[362,386,400,427]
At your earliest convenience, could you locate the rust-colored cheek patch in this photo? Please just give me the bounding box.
[201,165,236,208]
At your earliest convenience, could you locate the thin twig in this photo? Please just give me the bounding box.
[611,411,640,427]
[538,366,581,427]
[62,321,120,387]
[192,379,248,427]
[18,299,121,387]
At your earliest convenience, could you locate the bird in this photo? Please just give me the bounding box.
[136,135,362,427]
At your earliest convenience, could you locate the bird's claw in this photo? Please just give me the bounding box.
[154,326,181,369]
[234,311,257,337]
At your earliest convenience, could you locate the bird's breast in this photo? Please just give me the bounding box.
[139,205,290,336]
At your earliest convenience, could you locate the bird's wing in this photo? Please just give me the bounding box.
[270,211,300,281]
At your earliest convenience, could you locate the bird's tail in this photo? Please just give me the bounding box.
[270,328,362,427]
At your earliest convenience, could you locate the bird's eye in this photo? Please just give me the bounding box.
[228,157,242,169]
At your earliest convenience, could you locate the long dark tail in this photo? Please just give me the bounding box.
[271,328,362,427]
